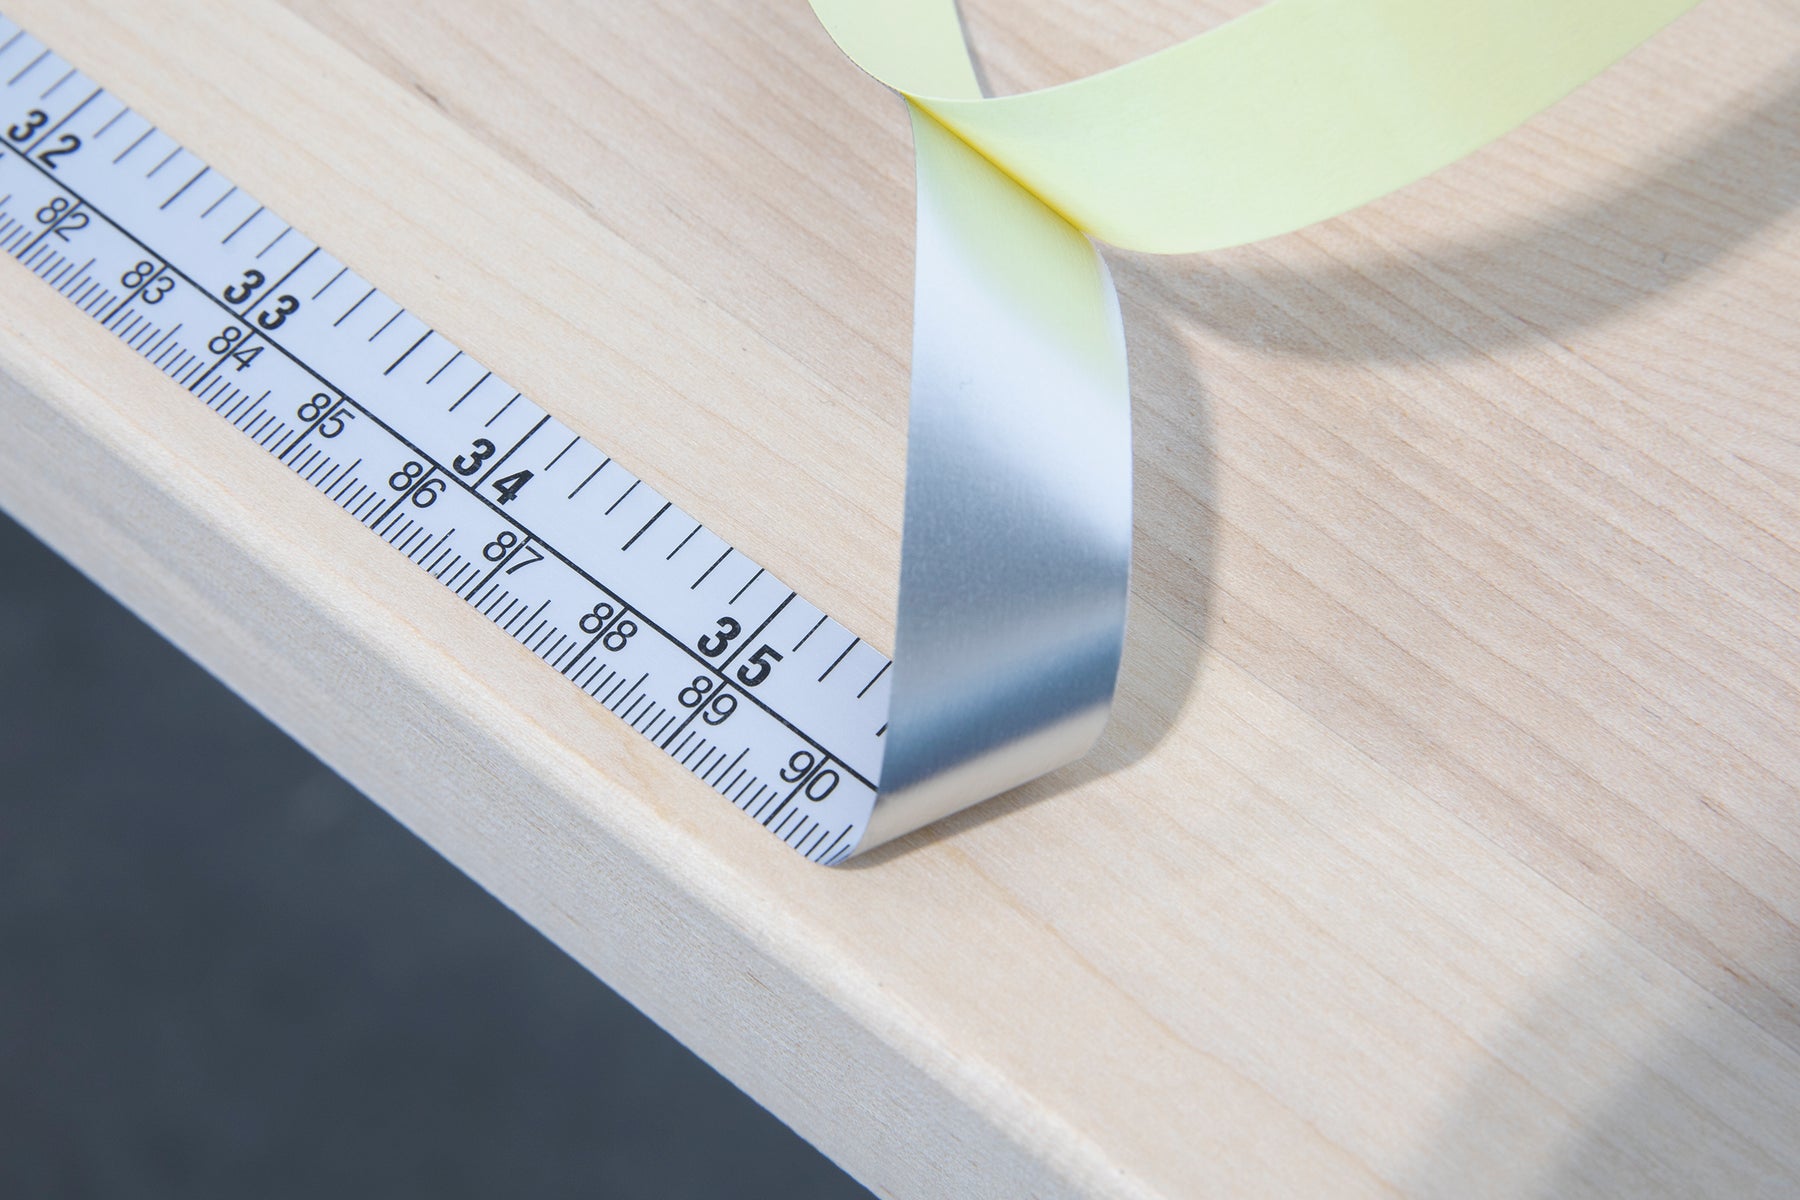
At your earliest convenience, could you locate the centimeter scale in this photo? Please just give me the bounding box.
[0,20,889,864]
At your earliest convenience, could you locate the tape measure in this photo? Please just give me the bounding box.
[0,19,888,864]
[3,3,1686,863]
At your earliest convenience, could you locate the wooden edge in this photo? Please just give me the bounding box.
[0,256,1150,1196]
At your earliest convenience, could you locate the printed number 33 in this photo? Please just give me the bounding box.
[220,268,300,329]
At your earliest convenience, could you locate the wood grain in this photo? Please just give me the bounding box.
[0,0,1795,1194]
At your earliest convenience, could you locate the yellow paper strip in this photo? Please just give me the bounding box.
[810,0,1701,252]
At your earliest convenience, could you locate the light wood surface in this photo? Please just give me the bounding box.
[2,0,1796,1195]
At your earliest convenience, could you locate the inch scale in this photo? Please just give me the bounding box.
[0,18,889,865]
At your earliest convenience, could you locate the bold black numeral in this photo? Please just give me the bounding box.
[221,268,264,304]
[779,751,815,782]
[453,438,495,476]
[489,469,533,505]
[735,643,782,688]
[255,294,299,329]
[7,109,46,141]
[36,133,79,167]
[696,616,742,658]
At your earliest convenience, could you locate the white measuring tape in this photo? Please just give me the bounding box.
[0,18,927,864]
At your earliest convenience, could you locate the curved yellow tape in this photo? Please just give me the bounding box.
[810,0,1700,252]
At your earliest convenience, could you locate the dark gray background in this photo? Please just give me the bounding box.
[0,510,873,1199]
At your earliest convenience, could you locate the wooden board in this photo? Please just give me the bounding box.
[2,0,1796,1194]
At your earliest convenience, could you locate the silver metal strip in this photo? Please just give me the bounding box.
[859,105,1131,851]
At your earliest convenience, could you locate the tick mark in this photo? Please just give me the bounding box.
[311,266,347,299]
[567,459,609,498]
[544,435,580,471]
[793,615,827,652]
[857,660,890,699]
[111,126,153,164]
[483,392,520,427]
[145,145,181,177]
[666,524,700,559]
[450,370,491,412]
[221,205,263,244]
[691,548,731,589]
[8,50,49,87]
[333,286,375,327]
[385,330,431,375]
[38,66,74,98]
[91,104,127,139]
[621,502,670,552]
[158,165,207,210]
[819,637,859,682]
[200,184,236,218]
[366,307,402,341]
[605,479,640,515]
[730,568,763,604]
[426,349,461,384]
[256,226,290,259]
